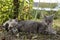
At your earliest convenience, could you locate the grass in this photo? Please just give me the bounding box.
[53,19,60,27]
[39,3,57,8]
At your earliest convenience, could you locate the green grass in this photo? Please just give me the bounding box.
[39,3,57,8]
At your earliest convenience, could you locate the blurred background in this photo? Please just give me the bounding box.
[0,0,60,40]
[0,0,60,24]
[0,0,60,29]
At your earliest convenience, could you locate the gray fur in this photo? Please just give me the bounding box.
[3,14,56,35]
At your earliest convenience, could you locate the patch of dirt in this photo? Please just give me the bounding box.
[0,31,60,40]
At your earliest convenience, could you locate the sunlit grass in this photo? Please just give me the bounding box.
[53,19,60,27]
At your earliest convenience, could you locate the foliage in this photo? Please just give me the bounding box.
[0,0,33,24]
[32,9,60,20]
[0,0,13,24]
[0,0,60,25]
[18,0,33,20]
[55,10,60,19]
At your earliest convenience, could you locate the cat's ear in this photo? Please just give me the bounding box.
[44,15,47,18]
[50,14,55,18]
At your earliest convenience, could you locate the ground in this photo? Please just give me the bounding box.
[0,19,60,40]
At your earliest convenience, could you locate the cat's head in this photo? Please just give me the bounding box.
[44,14,55,25]
[3,18,18,31]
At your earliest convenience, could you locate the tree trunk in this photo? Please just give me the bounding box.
[13,0,19,19]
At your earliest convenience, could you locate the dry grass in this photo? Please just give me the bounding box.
[0,30,60,40]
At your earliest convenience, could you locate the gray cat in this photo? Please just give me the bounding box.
[17,14,56,35]
[42,14,56,34]
[3,14,56,35]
